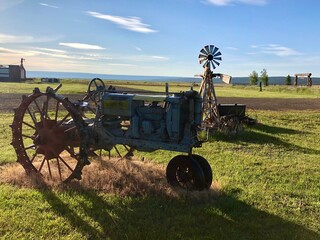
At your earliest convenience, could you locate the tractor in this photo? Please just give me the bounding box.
[11,79,212,190]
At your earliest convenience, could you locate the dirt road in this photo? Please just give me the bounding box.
[1,93,319,112]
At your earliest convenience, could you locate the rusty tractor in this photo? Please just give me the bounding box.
[11,78,213,190]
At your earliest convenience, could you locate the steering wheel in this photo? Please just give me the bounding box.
[86,78,105,104]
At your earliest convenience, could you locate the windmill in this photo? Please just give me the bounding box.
[197,45,254,133]
[198,45,231,129]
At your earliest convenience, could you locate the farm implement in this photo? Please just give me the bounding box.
[11,45,250,190]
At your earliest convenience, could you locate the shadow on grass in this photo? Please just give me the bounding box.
[211,123,319,155]
[33,178,319,240]
[253,123,301,135]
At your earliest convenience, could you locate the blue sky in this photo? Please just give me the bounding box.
[0,0,319,77]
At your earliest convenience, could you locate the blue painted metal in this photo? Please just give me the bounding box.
[92,89,203,154]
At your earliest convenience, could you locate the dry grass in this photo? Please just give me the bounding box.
[0,157,222,201]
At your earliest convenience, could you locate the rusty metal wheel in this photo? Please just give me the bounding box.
[11,87,89,183]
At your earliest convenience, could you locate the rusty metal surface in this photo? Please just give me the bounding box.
[11,87,89,182]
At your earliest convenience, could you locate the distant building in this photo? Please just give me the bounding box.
[0,58,27,82]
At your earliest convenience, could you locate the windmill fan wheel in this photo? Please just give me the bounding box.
[199,45,222,69]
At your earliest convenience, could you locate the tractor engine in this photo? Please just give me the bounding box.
[95,89,203,153]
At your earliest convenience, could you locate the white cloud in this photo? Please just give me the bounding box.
[84,53,112,60]
[119,55,169,62]
[59,42,105,50]
[205,0,267,6]
[251,44,302,57]
[31,47,66,53]
[87,11,157,33]
[109,63,136,67]
[39,3,58,9]
[0,47,25,55]
[0,33,60,43]
[0,0,24,11]
[151,56,169,60]
[0,33,34,43]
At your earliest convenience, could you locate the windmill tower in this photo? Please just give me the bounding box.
[198,45,224,129]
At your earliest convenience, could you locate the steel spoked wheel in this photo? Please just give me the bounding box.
[166,155,206,190]
[191,154,212,189]
[11,88,88,183]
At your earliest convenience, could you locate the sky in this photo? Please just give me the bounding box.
[0,0,320,77]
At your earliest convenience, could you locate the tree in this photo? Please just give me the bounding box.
[285,75,292,85]
[249,71,259,85]
[260,68,269,86]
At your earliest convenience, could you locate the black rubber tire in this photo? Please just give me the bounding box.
[166,155,206,191]
[191,154,212,189]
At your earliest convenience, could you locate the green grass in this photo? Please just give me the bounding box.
[1,81,320,239]
[0,114,16,165]
[1,110,320,239]
[1,80,320,98]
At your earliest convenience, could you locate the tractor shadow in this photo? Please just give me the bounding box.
[211,122,320,155]
[12,161,316,240]
[34,179,319,240]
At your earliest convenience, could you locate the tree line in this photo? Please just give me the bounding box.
[249,69,292,85]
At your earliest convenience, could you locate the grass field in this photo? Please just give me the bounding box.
[1,81,320,239]
[1,79,320,98]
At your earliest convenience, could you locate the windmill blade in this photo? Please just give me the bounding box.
[213,51,221,57]
[204,45,210,54]
[210,62,216,69]
[198,53,208,59]
[202,60,209,68]
[200,48,208,55]
[212,46,219,56]
[199,58,207,64]
[213,60,220,66]
[209,45,214,53]
[213,56,222,61]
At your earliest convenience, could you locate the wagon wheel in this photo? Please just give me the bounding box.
[191,154,212,189]
[166,155,206,190]
[11,87,89,183]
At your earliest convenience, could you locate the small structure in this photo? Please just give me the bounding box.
[0,58,26,82]
[294,73,312,86]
